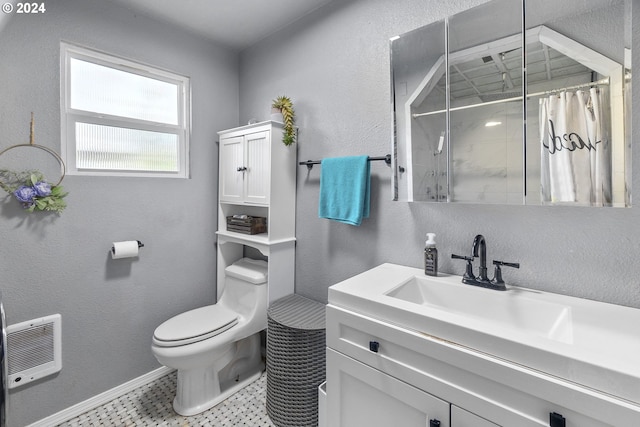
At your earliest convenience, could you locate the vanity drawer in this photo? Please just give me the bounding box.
[451,405,500,427]
[326,304,637,427]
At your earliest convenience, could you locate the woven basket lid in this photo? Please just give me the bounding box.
[268,294,325,330]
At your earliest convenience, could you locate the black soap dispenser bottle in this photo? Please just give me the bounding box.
[424,233,438,276]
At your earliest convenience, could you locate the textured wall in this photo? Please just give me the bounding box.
[239,0,640,307]
[0,1,238,425]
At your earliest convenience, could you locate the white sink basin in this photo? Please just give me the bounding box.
[386,275,573,343]
[328,263,640,405]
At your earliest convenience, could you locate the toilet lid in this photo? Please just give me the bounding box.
[153,305,238,347]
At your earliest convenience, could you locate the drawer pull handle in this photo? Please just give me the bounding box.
[369,341,380,353]
[549,412,566,427]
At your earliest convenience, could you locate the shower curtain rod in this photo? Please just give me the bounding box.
[412,77,610,119]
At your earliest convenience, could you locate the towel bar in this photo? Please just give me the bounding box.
[299,154,391,170]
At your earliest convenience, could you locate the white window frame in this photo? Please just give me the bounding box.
[60,42,191,178]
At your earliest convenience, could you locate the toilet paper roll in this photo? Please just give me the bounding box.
[111,241,139,259]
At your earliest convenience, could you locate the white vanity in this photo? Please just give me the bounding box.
[325,263,640,426]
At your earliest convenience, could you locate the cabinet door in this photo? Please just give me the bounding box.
[244,131,270,205]
[452,406,500,427]
[220,136,244,202]
[327,349,450,427]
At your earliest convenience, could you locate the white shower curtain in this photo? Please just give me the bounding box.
[539,86,611,206]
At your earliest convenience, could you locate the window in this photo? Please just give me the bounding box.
[60,42,190,178]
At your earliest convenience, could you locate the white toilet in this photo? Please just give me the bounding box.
[152,257,268,416]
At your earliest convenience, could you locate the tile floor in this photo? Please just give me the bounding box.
[57,371,275,427]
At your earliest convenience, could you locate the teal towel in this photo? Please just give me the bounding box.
[319,155,370,226]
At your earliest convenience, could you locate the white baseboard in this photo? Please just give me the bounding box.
[26,366,174,427]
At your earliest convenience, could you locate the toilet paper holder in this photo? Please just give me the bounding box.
[110,240,144,255]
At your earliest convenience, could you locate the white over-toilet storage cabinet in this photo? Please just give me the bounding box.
[216,121,296,303]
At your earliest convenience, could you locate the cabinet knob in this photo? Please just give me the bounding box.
[429,419,441,427]
[236,166,247,172]
[369,341,380,353]
[549,412,566,427]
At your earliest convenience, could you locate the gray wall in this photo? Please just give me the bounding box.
[0,0,238,425]
[240,0,640,307]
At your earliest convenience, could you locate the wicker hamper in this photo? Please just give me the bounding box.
[266,294,326,427]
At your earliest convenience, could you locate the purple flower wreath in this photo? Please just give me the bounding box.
[0,170,67,213]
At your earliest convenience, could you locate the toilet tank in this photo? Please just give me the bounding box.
[225,258,268,285]
[221,258,268,319]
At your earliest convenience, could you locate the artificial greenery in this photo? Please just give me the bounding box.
[271,95,296,146]
[0,169,67,213]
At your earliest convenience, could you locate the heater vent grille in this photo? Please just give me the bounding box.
[7,324,55,374]
[6,314,61,389]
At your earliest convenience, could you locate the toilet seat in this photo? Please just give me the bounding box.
[153,305,238,347]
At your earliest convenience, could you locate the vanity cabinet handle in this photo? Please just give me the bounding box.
[549,412,566,427]
[236,166,247,172]
[369,341,380,353]
[429,419,441,427]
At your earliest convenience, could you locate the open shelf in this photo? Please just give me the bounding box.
[216,230,295,249]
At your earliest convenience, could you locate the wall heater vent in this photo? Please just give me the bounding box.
[6,314,61,389]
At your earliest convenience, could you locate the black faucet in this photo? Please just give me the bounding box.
[471,234,489,283]
[451,234,519,291]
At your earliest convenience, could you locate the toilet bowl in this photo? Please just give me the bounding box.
[152,258,268,416]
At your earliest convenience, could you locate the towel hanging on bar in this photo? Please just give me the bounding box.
[318,156,370,226]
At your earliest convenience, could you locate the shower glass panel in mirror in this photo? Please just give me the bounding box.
[390,0,631,207]
[524,0,631,207]
[448,0,523,204]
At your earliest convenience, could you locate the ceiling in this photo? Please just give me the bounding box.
[107,0,335,51]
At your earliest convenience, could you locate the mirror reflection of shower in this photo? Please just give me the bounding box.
[390,0,630,206]
[413,127,447,202]
[412,111,448,202]
[430,131,447,202]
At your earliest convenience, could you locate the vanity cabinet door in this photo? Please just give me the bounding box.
[327,348,450,427]
[451,405,500,427]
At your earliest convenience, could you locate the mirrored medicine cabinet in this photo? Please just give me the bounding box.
[391,0,631,207]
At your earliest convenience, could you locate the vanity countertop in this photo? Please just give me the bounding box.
[328,263,640,406]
